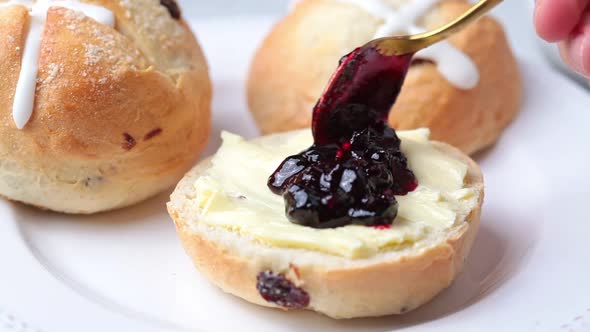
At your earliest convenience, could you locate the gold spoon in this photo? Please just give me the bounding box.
[364,0,503,56]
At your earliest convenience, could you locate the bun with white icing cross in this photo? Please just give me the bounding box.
[247,0,521,155]
[0,0,211,213]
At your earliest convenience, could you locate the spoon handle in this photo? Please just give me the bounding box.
[369,0,503,56]
[413,0,503,49]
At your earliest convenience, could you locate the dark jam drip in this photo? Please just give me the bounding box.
[268,47,418,229]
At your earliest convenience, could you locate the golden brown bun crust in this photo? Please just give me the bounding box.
[0,1,211,213]
[167,131,484,319]
[247,0,522,155]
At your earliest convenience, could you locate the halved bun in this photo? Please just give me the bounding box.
[167,130,484,319]
[247,0,521,154]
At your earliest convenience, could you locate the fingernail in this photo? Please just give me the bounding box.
[562,37,590,77]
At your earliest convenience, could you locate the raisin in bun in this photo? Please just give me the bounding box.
[0,0,211,213]
[167,130,484,318]
[247,0,521,154]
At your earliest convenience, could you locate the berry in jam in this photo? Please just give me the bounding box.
[256,271,310,309]
[268,47,418,229]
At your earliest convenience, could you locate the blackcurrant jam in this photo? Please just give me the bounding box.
[268,47,418,229]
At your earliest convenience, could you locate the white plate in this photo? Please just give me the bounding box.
[2,10,590,332]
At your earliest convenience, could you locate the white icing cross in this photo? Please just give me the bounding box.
[0,0,115,129]
[336,0,479,90]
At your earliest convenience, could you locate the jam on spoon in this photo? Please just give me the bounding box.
[268,47,418,229]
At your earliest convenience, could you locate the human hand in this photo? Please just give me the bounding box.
[534,0,590,77]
